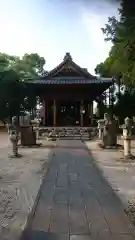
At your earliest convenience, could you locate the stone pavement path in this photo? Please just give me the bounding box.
[21,140,135,240]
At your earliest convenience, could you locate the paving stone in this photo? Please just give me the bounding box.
[40,188,55,209]
[86,207,109,233]
[82,187,97,202]
[44,169,58,183]
[102,207,131,234]
[70,235,92,240]
[112,234,135,240]
[68,166,77,174]
[32,207,51,231]
[69,182,81,191]
[54,187,69,203]
[69,198,84,209]
[68,173,78,182]
[56,171,68,187]
[56,180,68,187]
[91,229,113,240]
[50,202,69,233]
[69,207,89,234]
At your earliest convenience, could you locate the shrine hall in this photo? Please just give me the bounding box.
[27,53,112,127]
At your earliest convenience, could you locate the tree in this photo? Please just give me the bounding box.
[22,53,45,77]
[101,16,119,43]
[0,68,25,120]
[0,52,45,79]
[0,52,46,120]
[114,89,135,122]
[95,0,135,86]
[95,0,135,120]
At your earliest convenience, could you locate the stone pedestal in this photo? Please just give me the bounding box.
[20,126,36,146]
[123,138,131,157]
[98,128,102,139]
[33,119,40,140]
[107,119,118,146]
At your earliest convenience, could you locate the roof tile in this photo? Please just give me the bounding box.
[27,78,112,85]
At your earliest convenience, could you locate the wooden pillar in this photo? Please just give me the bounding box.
[88,103,90,125]
[46,101,48,126]
[91,102,94,125]
[43,101,46,125]
[53,100,56,127]
[80,100,83,127]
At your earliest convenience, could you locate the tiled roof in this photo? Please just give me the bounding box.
[27,77,112,85]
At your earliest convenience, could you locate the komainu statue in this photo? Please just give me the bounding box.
[102,113,119,148]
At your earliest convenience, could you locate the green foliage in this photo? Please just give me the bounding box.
[95,50,120,78]
[22,53,45,77]
[114,89,135,122]
[0,52,45,120]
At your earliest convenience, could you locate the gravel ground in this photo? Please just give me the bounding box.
[0,133,52,240]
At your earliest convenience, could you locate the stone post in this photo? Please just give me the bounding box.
[122,117,132,159]
[36,119,40,139]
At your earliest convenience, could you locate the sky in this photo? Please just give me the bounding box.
[0,0,119,74]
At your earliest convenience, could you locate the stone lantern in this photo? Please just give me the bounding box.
[97,119,105,139]
[9,116,21,158]
[122,117,132,159]
[9,130,20,157]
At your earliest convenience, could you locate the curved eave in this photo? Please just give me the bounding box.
[26,77,112,85]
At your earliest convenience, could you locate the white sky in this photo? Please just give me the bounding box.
[0,0,119,74]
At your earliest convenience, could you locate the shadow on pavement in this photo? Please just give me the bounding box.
[21,230,68,240]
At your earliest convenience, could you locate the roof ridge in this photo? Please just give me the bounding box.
[42,53,95,79]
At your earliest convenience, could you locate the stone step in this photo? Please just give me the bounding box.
[39,127,98,140]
